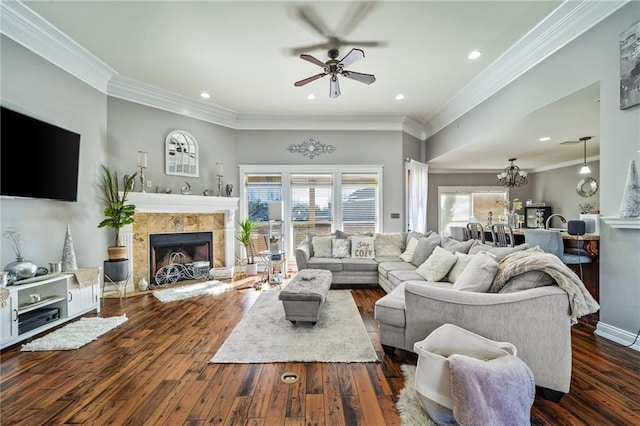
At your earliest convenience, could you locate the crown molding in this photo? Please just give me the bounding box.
[423,0,629,139]
[0,0,117,93]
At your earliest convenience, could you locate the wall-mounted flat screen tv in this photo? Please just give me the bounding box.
[1,106,81,202]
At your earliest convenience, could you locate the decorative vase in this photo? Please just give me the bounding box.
[138,274,149,292]
[245,263,258,276]
[270,242,280,254]
[4,257,38,280]
[508,212,519,229]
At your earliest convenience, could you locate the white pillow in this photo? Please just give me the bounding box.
[332,238,351,258]
[311,236,333,258]
[447,252,473,283]
[350,236,375,259]
[416,246,458,282]
[399,237,419,263]
[453,252,499,292]
[375,233,405,257]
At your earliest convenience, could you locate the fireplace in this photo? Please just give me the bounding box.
[149,232,212,285]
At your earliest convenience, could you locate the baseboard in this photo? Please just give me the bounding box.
[594,322,640,352]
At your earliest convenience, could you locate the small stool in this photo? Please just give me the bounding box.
[278,269,332,325]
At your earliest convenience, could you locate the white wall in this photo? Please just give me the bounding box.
[425,3,640,343]
[0,36,108,269]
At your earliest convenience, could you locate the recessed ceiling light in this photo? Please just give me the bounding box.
[307,94,316,100]
[200,92,210,99]
[467,50,482,60]
[395,94,405,101]
[539,136,551,142]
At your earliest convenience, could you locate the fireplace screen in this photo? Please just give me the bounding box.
[149,232,212,286]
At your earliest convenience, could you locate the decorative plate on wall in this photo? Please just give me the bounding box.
[577,177,598,197]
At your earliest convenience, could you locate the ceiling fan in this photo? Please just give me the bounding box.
[286,2,385,56]
[560,135,594,145]
[294,48,376,98]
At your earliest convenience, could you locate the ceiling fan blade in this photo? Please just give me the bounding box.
[340,40,387,48]
[560,140,580,145]
[338,48,365,68]
[294,73,327,87]
[342,70,376,85]
[296,6,332,38]
[335,1,376,38]
[300,54,327,68]
[330,75,341,98]
[288,42,332,56]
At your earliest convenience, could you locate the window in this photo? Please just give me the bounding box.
[291,174,333,248]
[438,186,508,236]
[245,174,282,235]
[340,173,378,234]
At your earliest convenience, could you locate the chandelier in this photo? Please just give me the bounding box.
[497,158,528,188]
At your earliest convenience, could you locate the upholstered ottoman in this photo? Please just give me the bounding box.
[278,269,332,325]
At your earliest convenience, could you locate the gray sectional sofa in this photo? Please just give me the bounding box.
[295,229,600,400]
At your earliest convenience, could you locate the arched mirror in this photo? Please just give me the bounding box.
[165,130,199,177]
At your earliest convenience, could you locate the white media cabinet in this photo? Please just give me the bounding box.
[0,273,101,350]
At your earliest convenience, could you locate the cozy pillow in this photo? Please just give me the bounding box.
[446,252,473,283]
[399,237,419,263]
[468,242,530,261]
[350,236,375,259]
[497,271,555,293]
[311,236,333,258]
[453,252,499,292]
[416,246,458,282]
[375,233,405,257]
[332,238,351,258]
[411,233,442,266]
[440,236,475,254]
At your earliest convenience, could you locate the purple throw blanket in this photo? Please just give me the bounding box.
[448,354,535,426]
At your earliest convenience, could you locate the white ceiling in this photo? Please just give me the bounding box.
[21,0,604,171]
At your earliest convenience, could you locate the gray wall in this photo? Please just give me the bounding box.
[426,3,640,341]
[1,36,108,268]
[235,129,406,232]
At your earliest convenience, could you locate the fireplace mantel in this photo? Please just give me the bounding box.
[127,192,239,214]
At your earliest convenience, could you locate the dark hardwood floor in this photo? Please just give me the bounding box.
[1,281,639,425]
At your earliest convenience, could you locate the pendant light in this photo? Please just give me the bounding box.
[579,136,592,174]
[497,158,528,187]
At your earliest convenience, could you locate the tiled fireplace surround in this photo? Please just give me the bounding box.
[121,193,239,291]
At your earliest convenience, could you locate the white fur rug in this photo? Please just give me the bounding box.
[153,280,232,302]
[20,315,128,351]
[396,364,437,426]
[210,290,379,363]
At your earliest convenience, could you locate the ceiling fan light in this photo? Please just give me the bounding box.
[580,164,591,174]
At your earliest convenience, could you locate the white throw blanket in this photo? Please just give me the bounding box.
[492,250,600,324]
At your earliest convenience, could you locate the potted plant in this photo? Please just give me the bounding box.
[97,164,137,260]
[269,234,280,254]
[235,219,258,276]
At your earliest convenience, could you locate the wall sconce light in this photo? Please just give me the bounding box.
[497,158,528,188]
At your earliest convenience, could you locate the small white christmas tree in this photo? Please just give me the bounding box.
[618,160,640,218]
[61,225,78,271]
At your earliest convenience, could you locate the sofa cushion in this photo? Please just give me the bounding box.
[378,261,416,279]
[375,233,406,257]
[332,238,351,258]
[341,257,379,272]
[441,236,475,254]
[336,230,373,239]
[374,283,406,327]
[388,269,423,288]
[416,246,458,282]
[312,236,333,258]
[308,257,343,272]
[446,252,473,283]
[350,236,376,258]
[497,271,555,293]
[453,252,499,292]
[307,231,336,243]
[408,230,432,242]
[468,241,530,260]
[411,233,442,266]
[399,237,419,262]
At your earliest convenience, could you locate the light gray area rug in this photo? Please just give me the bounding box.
[210,290,379,363]
[396,364,437,426]
[153,280,232,302]
[21,315,128,351]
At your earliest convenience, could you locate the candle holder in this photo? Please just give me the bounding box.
[137,151,148,193]
[215,162,224,196]
[216,174,223,196]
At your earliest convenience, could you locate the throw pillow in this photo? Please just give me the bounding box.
[332,238,351,258]
[350,236,375,259]
[446,252,473,283]
[311,236,333,258]
[416,246,458,282]
[468,242,530,261]
[498,270,555,293]
[452,252,499,292]
[336,230,373,239]
[399,237,419,263]
[411,233,442,267]
[440,236,475,254]
[375,233,406,257]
